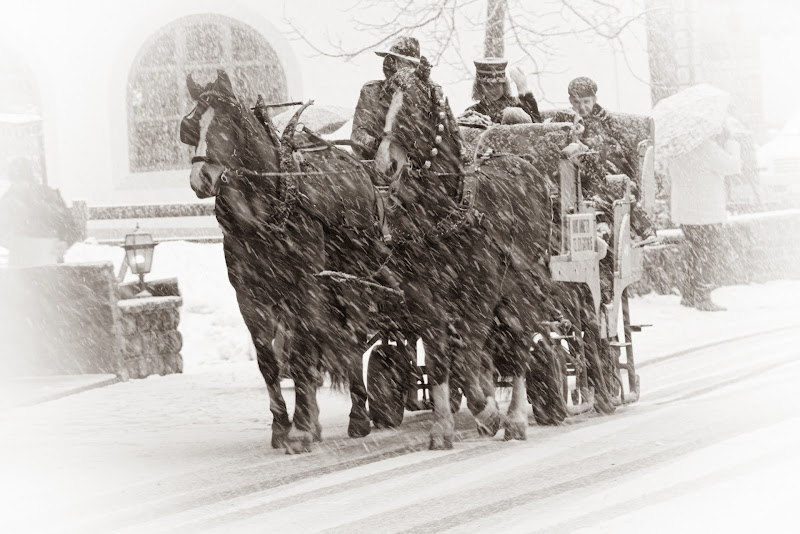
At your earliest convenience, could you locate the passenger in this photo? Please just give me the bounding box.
[558,77,657,306]
[460,58,542,125]
[557,76,656,241]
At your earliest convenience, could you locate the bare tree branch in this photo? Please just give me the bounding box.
[283,0,648,85]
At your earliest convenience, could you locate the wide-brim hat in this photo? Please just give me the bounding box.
[474,57,508,83]
[375,37,421,64]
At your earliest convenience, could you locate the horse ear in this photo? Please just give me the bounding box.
[216,69,234,96]
[187,73,203,101]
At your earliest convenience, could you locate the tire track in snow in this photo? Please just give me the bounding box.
[66,326,800,532]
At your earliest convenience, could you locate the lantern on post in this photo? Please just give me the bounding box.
[121,228,157,297]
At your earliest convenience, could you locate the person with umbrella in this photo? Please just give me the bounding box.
[653,84,742,311]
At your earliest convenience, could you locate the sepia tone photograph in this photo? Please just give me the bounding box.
[1,0,799,532]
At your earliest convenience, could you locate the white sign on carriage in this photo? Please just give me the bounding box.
[567,213,596,261]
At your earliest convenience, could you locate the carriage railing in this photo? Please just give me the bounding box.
[549,136,654,406]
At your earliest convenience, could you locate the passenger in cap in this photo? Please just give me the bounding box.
[460,58,541,125]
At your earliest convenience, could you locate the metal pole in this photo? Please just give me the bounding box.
[622,288,636,391]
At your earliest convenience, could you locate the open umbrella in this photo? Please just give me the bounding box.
[652,84,730,161]
[272,104,353,136]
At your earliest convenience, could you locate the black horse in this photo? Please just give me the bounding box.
[180,70,384,453]
[376,67,565,448]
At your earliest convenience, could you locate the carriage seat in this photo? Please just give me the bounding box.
[540,109,654,195]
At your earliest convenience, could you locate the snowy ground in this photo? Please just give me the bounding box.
[1,241,799,532]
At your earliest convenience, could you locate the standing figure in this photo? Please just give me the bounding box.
[461,58,541,125]
[669,129,741,311]
[0,157,78,267]
[350,37,423,162]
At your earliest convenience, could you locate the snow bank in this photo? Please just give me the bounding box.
[58,240,800,374]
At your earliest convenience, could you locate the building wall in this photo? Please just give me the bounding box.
[1,0,653,207]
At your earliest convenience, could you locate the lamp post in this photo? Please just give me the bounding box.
[122,229,157,298]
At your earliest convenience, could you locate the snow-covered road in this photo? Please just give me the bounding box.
[3,319,799,533]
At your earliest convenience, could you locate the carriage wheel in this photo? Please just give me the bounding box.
[528,340,568,425]
[367,344,406,428]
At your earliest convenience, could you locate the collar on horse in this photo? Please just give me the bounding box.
[386,168,485,246]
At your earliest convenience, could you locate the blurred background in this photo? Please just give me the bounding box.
[0,0,797,214]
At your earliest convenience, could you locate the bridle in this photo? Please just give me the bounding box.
[190,154,237,185]
[186,91,247,185]
[187,91,300,230]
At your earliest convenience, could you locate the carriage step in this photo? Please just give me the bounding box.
[609,341,632,348]
[630,324,652,332]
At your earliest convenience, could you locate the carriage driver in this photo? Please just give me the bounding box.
[350,37,423,162]
[459,58,542,125]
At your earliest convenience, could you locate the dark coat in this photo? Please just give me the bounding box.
[0,183,78,248]
[350,79,392,160]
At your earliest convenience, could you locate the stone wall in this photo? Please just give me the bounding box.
[0,264,184,380]
[0,263,123,377]
[117,296,183,380]
[633,210,800,295]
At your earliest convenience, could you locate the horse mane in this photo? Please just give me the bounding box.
[384,66,463,175]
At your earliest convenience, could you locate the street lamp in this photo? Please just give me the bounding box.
[122,229,157,297]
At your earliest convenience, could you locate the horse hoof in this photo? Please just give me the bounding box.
[348,417,372,438]
[475,398,502,437]
[271,421,291,449]
[313,422,323,443]
[503,419,528,441]
[284,429,314,454]
[429,435,454,450]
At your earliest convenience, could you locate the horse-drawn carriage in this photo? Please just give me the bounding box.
[179,68,657,453]
[366,112,657,427]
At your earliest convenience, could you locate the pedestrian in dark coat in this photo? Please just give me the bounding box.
[460,58,541,125]
[0,157,78,267]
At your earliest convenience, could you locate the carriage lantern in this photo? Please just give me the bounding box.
[121,227,157,298]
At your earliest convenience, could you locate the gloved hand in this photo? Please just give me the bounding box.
[509,66,529,94]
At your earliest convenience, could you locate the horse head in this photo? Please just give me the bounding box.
[180,70,279,199]
[378,67,465,244]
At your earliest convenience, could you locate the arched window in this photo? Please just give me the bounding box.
[127,15,288,173]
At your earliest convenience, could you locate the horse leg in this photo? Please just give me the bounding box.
[470,364,502,437]
[233,286,291,449]
[425,332,455,450]
[460,325,502,439]
[256,336,292,448]
[285,337,322,454]
[265,379,291,449]
[348,356,371,438]
[503,375,528,441]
